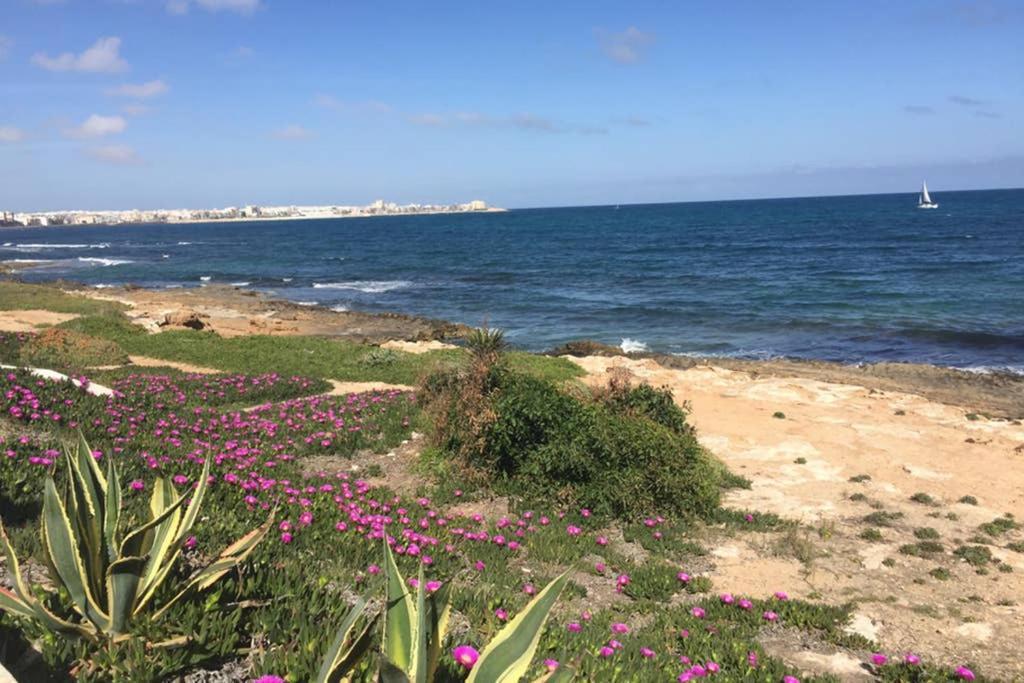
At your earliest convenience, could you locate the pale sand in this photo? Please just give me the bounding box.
[0,309,79,332]
[571,355,1024,676]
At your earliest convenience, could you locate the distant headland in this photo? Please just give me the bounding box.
[0,199,504,228]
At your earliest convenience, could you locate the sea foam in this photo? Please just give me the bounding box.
[313,280,411,293]
[620,338,650,353]
[78,257,131,267]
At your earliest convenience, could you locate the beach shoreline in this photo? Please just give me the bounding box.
[3,276,1021,417]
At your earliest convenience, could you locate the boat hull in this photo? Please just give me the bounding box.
[918,203,939,209]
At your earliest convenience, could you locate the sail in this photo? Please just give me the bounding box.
[920,182,932,205]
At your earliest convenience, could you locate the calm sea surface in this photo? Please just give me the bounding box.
[4,189,1023,371]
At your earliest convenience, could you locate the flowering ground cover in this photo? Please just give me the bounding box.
[0,360,993,681]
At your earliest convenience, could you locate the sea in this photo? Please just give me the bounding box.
[3,189,1023,373]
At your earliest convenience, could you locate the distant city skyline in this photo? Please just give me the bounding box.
[1,1,1022,211]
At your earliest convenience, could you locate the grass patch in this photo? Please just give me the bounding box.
[862,511,903,527]
[898,541,944,558]
[958,495,979,505]
[0,281,127,316]
[848,474,871,483]
[913,527,941,540]
[953,545,993,567]
[17,327,128,370]
[979,514,1019,537]
[859,528,884,542]
[909,492,939,506]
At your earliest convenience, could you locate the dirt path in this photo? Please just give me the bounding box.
[127,355,223,374]
[572,355,1024,678]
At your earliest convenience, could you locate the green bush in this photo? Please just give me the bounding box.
[18,327,128,370]
[425,366,721,520]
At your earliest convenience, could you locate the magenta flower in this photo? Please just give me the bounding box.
[522,583,536,596]
[183,535,197,549]
[783,677,800,683]
[567,622,582,633]
[677,571,691,583]
[706,661,720,673]
[762,610,779,622]
[738,598,753,610]
[595,562,606,574]
[720,593,735,605]
[678,673,693,682]
[452,645,479,669]
[956,666,976,681]
[279,532,293,544]
[367,564,381,575]
[253,676,285,683]
[425,580,442,593]
[905,653,921,666]
[690,607,706,619]
[773,591,789,601]
[610,622,629,634]
[494,608,508,621]
[747,651,759,668]
[129,479,145,491]
[640,647,656,658]
[599,646,615,658]
[544,659,559,670]
[596,535,608,546]
[871,653,887,666]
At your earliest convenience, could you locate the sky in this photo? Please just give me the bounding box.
[1,0,1022,211]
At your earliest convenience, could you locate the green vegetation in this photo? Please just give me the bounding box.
[859,528,884,542]
[848,474,871,483]
[17,327,129,369]
[771,411,785,419]
[953,545,994,567]
[0,281,127,316]
[909,492,938,506]
[862,511,903,527]
[979,514,1019,537]
[898,541,944,558]
[929,567,951,581]
[958,495,979,505]
[913,527,941,541]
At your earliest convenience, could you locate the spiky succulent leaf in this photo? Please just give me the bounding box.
[467,572,569,683]
[425,581,452,680]
[314,594,377,683]
[41,476,107,629]
[409,563,427,683]
[382,539,415,673]
[105,556,146,634]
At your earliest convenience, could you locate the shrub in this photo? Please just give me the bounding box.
[958,495,978,505]
[953,545,993,567]
[979,514,1019,537]
[909,492,938,506]
[423,365,721,520]
[899,541,943,558]
[859,528,883,542]
[358,347,401,367]
[18,327,128,370]
[862,511,903,527]
[595,369,692,437]
[914,527,941,540]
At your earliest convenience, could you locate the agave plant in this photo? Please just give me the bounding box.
[313,593,378,683]
[376,538,569,683]
[0,433,271,641]
[465,325,507,363]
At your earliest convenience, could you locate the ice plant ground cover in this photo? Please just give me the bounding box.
[0,362,993,681]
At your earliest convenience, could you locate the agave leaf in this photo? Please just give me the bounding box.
[42,477,108,629]
[105,556,146,635]
[425,582,452,680]
[103,455,121,562]
[314,594,377,683]
[382,539,415,673]
[135,478,184,595]
[118,486,186,560]
[170,456,212,547]
[467,571,569,683]
[0,586,37,620]
[148,512,272,620]
[0,517,39,610]
[409,563,427,683]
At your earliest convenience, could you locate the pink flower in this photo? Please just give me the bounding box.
[596,535,608,546]
[783,677,800,683]
[544,659,559,671]
[905,653,921,666]
[738,599,753,610]
[747,651,759,668]
[474,560,486,571]
[956,666,976,681]
[494,608,508,621]
[690,607,706,619]
[581,610,592,621]
[183,535,197,549]
[425,580,442,593]
[254,676,285,683]
[595,562,606,574]
[279,532,293,544]
[762,611,779,622]
[522,583,536,596]
[567,622,582,633]
[452,645,479,669]
[367,564,381,575]
[599,646,615,658]
[678,674,693,682]
[773,591,789,601]
[129,479,145,491]
[871,653,887,666]
[640,647,656,658]
[720,593,735,605]
[706,661,720,673]
[677,572,691,583]
[610,622,629,634]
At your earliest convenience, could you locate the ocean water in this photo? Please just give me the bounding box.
[3,189,1023,372]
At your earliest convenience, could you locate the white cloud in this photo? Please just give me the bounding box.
[0,35,12,60]
[86,144,141,165]
[32,37,128,73]
[66,114,127,139]
[0,126,26,143]
[596,27,655,64]
[314,94,391,113]
[167,0,259,14]
[405,111,605,135]
[272,124,313,140]
[106,79,168,98]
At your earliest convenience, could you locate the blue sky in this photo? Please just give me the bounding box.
[1,0,1022,211]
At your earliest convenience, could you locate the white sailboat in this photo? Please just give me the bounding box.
[917,181,939,209]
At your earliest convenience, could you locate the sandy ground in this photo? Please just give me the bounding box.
[572,355,1024,678]
[0,309,79,331]
[75,284,467,342]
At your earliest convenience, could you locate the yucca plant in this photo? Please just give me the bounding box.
[378,538,569,683]
[0,433,272,642]
[465,325,507,364]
